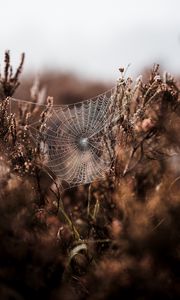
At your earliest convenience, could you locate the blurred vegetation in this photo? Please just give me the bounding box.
[0,51,180,300]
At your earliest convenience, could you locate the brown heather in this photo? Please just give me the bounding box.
[0,52,180,300]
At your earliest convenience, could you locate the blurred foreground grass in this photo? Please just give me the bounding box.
[0,52,180,300]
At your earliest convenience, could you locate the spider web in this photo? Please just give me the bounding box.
[10,88,116,188]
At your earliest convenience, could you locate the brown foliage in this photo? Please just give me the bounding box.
[0,53,180,299]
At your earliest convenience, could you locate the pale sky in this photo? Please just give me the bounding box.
[0,0,180,80]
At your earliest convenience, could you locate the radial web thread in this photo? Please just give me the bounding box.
[10,88,115,188]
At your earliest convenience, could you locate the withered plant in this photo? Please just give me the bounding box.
[0,52,180,300]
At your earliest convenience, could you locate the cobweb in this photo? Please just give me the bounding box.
[10,88,116,188]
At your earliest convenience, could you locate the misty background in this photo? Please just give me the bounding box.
[1,0,180,81]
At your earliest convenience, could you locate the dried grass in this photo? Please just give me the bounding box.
[0,52,180,299]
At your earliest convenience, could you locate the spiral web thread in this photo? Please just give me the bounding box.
[10,88,116,188]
